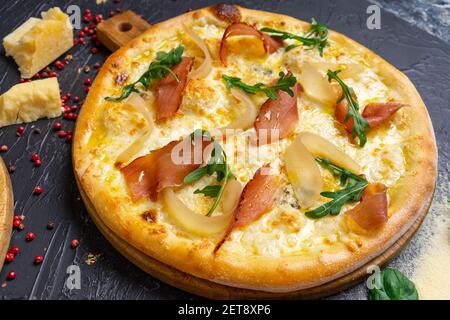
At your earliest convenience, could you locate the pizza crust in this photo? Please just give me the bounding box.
[73,6,437,292]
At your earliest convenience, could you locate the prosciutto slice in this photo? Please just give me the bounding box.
[215,165,281,252]
[346,182,388,231]
[362,102,404,128]
[121,138,210,201]
[155,57,194,120]
[335,100,404,133]
[254,82,301,145]
[219,22,282,66]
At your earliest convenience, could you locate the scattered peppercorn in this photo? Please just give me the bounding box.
[34,186,43,195]
[34,256,44,264]
[12,219,22,229]
[0,145,8,152]
[71,239,79,249]
[25,232,36,241]
[16,126,25,137]
[54,60,65,70]
[46,221,55,230]
[58,130,66,138]
[53,122,62,131]
[94,14,103,24]
[34,159,42,167]
[31,153,39,161]
[5,253,14,263]
[9,246,20,255]
[6,271,16,280]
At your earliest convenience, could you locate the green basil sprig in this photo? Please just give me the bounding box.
[368,268,419,300]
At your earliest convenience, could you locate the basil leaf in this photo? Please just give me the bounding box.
[368,268,419,300]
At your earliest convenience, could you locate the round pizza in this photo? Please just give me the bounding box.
[73,4,437,293]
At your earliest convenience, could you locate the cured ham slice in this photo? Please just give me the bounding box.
[254,83,301,145]
[155,57,194,120]
[220,22,282,66]
[362,102,404,128]
[335,100,404,133]
[346,182,388,231]
[215,165,281,252]
[121,138,210,201]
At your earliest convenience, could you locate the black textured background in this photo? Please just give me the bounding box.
[0,0,449,300]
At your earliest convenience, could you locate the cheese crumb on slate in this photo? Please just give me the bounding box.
[413,205,450,300]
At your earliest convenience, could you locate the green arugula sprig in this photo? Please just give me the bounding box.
[222,71,297,100]
[105,45,184,102]
[260,18,329,56]
[183,130,234,217]
[305,158,368,219]
[327,69,370,147]
[368,268,419,300]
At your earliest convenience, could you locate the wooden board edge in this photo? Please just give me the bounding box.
[0,157,13,272]
[75,171,433,299]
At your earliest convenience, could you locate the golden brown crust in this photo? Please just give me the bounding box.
[73,6,437,292]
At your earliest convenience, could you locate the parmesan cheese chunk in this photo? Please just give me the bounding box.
[0,78,62,127]
[3,7,73,79]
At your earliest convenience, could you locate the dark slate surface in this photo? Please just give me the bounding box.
[0,0,449,300]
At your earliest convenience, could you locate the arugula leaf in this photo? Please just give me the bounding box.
[368,268,419,300]
[182,130,234,217]
[105,45,184,102]
[183,166,208,184]
[194,185,221,197]
[222,72,297,100]
[326,69,370,147]
[305,158,368,219]
[261,18,329,56]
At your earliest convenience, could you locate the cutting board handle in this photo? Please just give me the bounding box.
[97,10,151,52]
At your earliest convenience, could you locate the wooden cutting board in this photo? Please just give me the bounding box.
[0,157,13,272]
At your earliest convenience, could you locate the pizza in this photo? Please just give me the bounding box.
[73,4,437,293]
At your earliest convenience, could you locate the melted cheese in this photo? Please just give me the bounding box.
[83,18,410,257]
